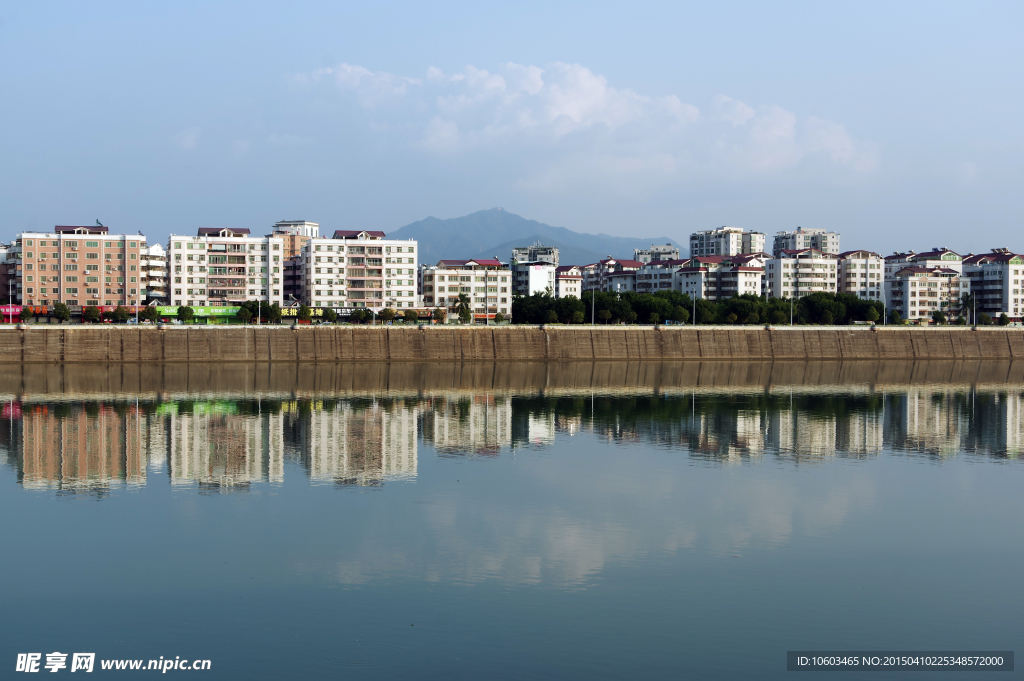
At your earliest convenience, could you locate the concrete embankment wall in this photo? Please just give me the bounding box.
[3,325,1024,363]
[6,360,1024,401]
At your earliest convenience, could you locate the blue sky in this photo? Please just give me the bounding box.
[1,1,1020,253]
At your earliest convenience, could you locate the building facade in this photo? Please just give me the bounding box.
[689,227,765,258]
[772,228,840,257]
[962,249,1024,321]
[582,258,644,292]
[168,228,284,308]
[511,261,557,296]
[299,230,419,310]
[838,250,884,301]
[511,242,559,266]
[555,265,583,298]
[634,243,681,263]
[10,226,146,308]
[676,256,765,301]
[765,249,839,298]
[420,258,511,320]
[141,242,167,304]
[884,248,963,277]
[884,266,969,322]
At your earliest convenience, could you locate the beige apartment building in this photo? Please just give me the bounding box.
[884,266,968,322]
[10,225,146,308]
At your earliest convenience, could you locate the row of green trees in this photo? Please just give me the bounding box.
[513,291,891,325]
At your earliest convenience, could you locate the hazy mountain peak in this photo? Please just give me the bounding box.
[389,210,679,267]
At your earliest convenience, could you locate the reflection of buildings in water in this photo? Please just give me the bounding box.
[768,409,837,458]
[687,409,765,461]
[959,391,1024,458]
[423,395,511,455]
[17,403,145,490]
[166,403,284,487]
[299,400,418,485]
[884,390,966,457]
[512,411,556,450]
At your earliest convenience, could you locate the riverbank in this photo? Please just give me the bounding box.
[2,325,1023,363]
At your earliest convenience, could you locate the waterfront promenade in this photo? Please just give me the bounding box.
[2,325,1024,363]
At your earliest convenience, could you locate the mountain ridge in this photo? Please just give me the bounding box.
[387,208,681,267]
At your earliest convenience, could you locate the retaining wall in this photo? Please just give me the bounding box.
[2,325,1024,363]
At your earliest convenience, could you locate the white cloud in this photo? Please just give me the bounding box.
[297,60,878,193]
[176,127,201,150]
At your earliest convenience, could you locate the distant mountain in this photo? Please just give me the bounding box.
[388,208,680,267]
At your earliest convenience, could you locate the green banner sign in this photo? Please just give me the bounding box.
[156,306,241,317]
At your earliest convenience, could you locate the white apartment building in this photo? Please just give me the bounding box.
[582,258,643,292]
[772,227,840,257]
[765,249,839,298]
[689,227,766,257]
[300,230,418,310]
[511,261,556,296]
[555,265,583,298]
[141,242,167,304]
[10,226,147,309]
[962,249,1024,321]
[511,242,559,266]
[884,248,963,277]
[838,250,884,301]
[420,258,512,321]
[168,228,284,308]
[885,266,968,322]
[634,243,681,263]
[676,256,764,301]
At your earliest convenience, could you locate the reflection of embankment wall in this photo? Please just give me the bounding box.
[7,360,1024,402]
[4,326,1024,364]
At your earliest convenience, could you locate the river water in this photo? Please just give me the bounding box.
[1,362,1021,679]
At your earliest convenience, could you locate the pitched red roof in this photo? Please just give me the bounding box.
[839,249,881,258]
[963,252,1021,264]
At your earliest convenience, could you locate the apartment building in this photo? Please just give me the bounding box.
[555,266,583,298]
[511,242,559,266]
[167,228,284,308]
[689,227,765,258]
[299,230,418,310]
[838,250,884,301]
[884,248,963,277]
[10,226,146,308]
[634,243,681,263]
[772,227,840,257]
[420,258,511,321]
[884,266,968,322]
[511,261,556,296]
[635,259,687,294]
[764,249,839,298]
[676,256,764,301]
[582,258,644,292]
[140,243,167,304]
[962,249,1024,321]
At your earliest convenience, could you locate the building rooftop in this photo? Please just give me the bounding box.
[332,230,387,239]
[197,227,251,237]
[55,225,109,234]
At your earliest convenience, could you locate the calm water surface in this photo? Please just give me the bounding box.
[1,362,1022,679]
